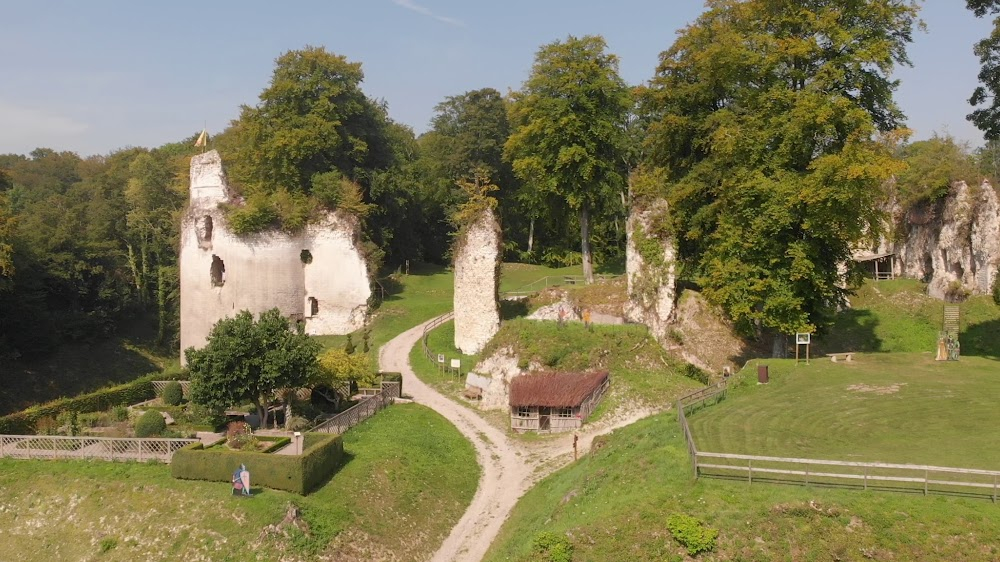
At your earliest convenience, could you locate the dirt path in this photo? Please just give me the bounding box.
[379,315,663,562]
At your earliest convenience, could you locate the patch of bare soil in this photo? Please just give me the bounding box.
[847,383,906,395]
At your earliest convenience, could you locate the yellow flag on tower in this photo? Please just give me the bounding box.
[194,128,208,148]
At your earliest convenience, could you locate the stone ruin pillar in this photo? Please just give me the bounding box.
[624,198,677,340]
[453,208,502,355]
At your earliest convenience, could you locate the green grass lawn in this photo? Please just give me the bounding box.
[818,278,1000,357]
[486,410,1000,562]
[688,354,1000,470]
[0,403,477,562]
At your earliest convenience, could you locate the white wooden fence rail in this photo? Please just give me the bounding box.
[675,374,1000,501]
[0,435,197,463]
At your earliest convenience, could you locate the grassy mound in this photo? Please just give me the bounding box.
[411,318,704,423]
[486,411,1000,562]
[819,279,1000,356]
[0,403,477,561]
[691,354,1000,469]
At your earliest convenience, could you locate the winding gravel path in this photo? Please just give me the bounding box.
[379,314,660,562]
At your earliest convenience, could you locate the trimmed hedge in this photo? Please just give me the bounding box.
[171,432,344,495]
[135,409,167,437]
[0,371,185,434]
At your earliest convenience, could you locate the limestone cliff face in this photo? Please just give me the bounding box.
[179,151,370,363]
[887,180,1000,299]
[624,199,677,340]
[453,209,501,355]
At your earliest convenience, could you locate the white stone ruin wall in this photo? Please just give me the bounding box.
[890,180,1000,299]
[179,150,370,364]
[473,348,523,411]
[624,199,677,340]
[453,209,501,355]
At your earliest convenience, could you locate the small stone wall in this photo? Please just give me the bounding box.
[453,209,501,355]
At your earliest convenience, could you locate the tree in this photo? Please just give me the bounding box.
[315,348,378,389]
[896,134,979,206]
[643,0,917,353]
[226,46,393,197]
[967,0,1000,138]
[186,308,320,428]
[505,35,632,282]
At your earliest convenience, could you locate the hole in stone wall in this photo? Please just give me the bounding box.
[203,216,213,241]
[210,255,226,287]
[300,249,313,264]
[922,254,933,283]
[308,297,319,316]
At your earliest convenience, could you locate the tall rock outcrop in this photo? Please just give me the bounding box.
[624,198,677,340]
[888,180,1000,299]
[179,151,370,363]
[453,209,501,355]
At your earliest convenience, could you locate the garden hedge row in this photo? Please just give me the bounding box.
[171,432,344,495]
[0,371,186,434]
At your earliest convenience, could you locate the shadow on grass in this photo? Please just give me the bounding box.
[961,318,1000,358]
[813,309,883,354]
[310,451,355,492]
[500,299,529,321]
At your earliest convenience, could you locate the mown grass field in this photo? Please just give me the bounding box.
[0,404,477,561]
[690,354,1000,469]
[486,411,1000,562]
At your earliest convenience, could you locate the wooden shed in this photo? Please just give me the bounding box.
[509,371,610,433]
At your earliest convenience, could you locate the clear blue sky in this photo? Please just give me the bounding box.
[0,1,992,156]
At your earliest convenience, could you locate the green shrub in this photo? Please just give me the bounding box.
[993,266,1000,306]
[681,363,710,385]
[110,405,130,422]
[171,432,344,495]
[666,513,718,556]
[135,410,166,438]
[0,371,183,434]
[57,410,80,436]
[530,531,574,562]
[161,381,183,406]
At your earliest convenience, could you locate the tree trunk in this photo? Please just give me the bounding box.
[527,218,535,254]
[771,332,787,358]
[580,206,594,284]
[256,398,269,430]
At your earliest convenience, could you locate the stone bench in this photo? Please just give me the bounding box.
[826,352,854,363]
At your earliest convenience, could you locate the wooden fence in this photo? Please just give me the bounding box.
[675,374,1000,501]
[0,435,197,463]
[310,381,400,435]
[421,312,455,365]
[151,380,191,398]
[500,273,618,299]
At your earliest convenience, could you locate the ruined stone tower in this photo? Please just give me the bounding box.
[179,150,371,363]
[453,208,502,355]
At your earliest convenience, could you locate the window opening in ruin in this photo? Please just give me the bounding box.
[210,255,225,287]
[203,216,213,241]
[308,297,319,316]
[300,249,313,264]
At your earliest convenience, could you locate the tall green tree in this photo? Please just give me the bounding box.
[226,46,393,196]
[505,35,632,282]
[644,0,917,353]
[967,0,1000,138]
[186,308,320,428]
